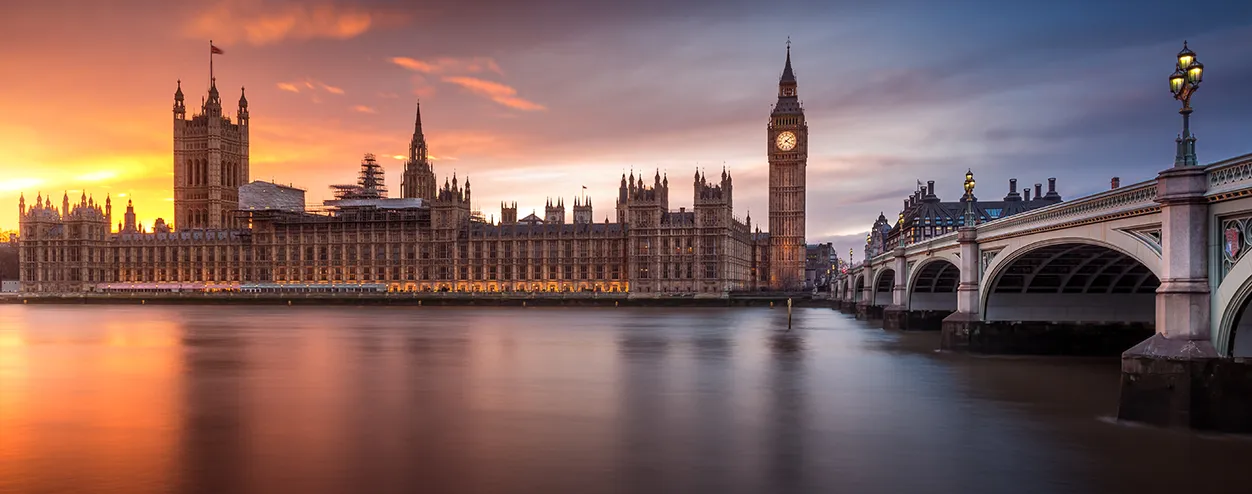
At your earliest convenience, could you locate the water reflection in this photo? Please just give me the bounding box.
[1,305,1251,494]
[0,307,183,494]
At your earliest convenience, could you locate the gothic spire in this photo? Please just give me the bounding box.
[780,39,796,84]
[409,101,427,163]
[414,100,423,136]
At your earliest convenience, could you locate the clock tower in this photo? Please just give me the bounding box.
[767,43,807,290]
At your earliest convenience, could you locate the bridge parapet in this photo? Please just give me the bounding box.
[973,179,1158,242]
[902,231,958,257]
[1205,152,1252,199]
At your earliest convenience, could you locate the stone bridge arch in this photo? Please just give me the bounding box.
[905,256,959,312]
[979,238,1161,324]
[1214,243,1252,356]
[872,267,895,306]
[851,273,866,302]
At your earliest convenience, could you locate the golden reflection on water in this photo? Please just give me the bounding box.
[0,307,183,494]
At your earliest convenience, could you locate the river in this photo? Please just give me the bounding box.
[1,305,1250,493]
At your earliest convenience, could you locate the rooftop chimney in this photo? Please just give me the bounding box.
[1024,188,1031,201]
[1044,177,1061,200]
[1111,177,1120,189]
[1034,183,1043,199]
[927,180,935,197]
[1004,178,1021,201]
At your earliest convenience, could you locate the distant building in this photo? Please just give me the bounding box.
[17,46,811,295]
[865,173,1064,258]
[805,242,834,289]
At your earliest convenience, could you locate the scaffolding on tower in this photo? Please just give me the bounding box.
[331,153,388,200]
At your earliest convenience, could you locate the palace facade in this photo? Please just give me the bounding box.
[17,48,808,295]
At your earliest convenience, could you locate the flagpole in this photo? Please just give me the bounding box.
[209,39,214,85]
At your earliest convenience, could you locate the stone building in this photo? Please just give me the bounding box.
[805,242,834,289]
[16,47,811,295]
[173,75,249,230]
[867,172,1065,255]
[767,43,808,290]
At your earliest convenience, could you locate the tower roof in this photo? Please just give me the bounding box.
[413,100,423,136]
[780,43,796,84]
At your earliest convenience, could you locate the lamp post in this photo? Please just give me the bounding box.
[962,169,976,227]
[1170,41,1204,167]
[897,211,906,247]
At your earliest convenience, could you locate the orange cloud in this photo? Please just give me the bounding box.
[352,105,377,114]
[277,79,344,96]
[442,76,545,111]
[188,2,385,46]
[390,56,503,75]
[320,82,345,95]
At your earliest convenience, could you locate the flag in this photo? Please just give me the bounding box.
[211,44,224,55]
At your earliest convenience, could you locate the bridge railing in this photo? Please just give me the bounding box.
[972,179,1158,240]
[1205,152,1252,198]
[902,230,959,257]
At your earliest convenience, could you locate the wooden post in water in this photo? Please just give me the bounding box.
[787,298,793,330]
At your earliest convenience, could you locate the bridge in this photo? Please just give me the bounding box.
[831,153,1252,432]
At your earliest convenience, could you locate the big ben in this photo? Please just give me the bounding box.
[768,43,807,290]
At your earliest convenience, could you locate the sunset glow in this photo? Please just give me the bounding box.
[2,0,1251,256]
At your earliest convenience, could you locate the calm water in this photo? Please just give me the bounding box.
[1,305,1251,494]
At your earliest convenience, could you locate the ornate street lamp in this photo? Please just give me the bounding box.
[1170,41,1204,167]
[963,169,977,227]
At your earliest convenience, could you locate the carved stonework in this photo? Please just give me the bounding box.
[980,249,1000,278]
[1120,227,1163,256]
[1219,214,1252,283]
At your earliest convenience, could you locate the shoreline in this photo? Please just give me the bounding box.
[0,292,836,308]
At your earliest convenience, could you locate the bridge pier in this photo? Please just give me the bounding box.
[884,307,950,331]
[941,319,1152,355]
[1117,166,1252,432]
[856,303,884,321]
[941,226,983,347]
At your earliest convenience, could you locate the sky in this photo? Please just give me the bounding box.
[2,0,1251,259]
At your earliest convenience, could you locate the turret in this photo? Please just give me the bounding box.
[123,199,137,233]
[573,195,592,224]
[545,197,566,224]
[501,202,518,224]
[173,79,185,119]
[204,74,222,117]
[237,86,249,124]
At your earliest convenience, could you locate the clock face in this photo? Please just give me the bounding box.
[775,131,797,151]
